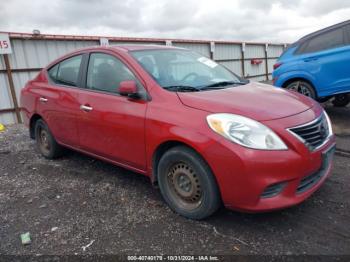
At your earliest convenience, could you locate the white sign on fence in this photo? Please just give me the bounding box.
[0,33,12,54]
[210,42,215,53]
[100,38,109,46]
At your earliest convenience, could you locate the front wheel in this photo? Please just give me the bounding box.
[285,81,316,99]
[317,96,332,103]
[332,94,350,107]
[157,146,221,220]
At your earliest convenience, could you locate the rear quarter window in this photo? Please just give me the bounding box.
[48,64,59,79]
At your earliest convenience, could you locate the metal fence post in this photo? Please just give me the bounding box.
[241,43,245,78]
[3,54,21,123]
[264,44,269,81]
[210,42,215,59]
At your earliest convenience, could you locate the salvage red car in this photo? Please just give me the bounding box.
[20,45,336,219]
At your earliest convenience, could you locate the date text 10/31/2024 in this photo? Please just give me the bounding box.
[127,255,219,261]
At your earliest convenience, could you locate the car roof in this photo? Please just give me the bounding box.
[110,44,183,51]
[46,44,185,69]
[296,20,350,45]
[73,44,184,53]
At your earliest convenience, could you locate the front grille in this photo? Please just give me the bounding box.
[288,114,330,150]
[296,145,335,194]
[261,182,285,198]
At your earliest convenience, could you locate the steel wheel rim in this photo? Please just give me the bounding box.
[167,162,202,210]
[39,127,50,154]
[287,82,312,97]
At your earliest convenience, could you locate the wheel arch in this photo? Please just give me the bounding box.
[282,77,313,88]
[29,113,43,139]
[281,77,318,97]
[151,140,210,186]
[282,77,319,98]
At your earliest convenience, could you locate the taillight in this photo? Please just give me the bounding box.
[273,62,282,70]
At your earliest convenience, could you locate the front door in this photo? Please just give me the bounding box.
[76,52,148,171]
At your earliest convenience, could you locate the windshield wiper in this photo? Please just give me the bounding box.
[200,81,247,89]
[163,85,201,92]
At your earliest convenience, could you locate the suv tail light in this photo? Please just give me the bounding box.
[273,62,282,70]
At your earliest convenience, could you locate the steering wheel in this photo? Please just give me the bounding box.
[181,72,199,82]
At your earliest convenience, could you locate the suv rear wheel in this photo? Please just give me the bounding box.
[285,81,316,99]
[157,146,221,220]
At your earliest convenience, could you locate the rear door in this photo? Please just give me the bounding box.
[76,51,148,171]
[40,54,84,147]
[297,26,350,96]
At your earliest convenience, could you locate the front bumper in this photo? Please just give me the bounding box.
[235,141,335,212]
[202,108,336,212]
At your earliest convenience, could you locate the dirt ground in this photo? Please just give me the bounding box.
[0,105,350,256]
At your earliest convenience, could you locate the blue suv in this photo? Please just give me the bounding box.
[273,20,350,107]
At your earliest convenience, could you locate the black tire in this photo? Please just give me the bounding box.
[317,96,332,103]
[332,94,350,107]
[35,119,64,159]
[157,146,221,220]
[285,80,316,99]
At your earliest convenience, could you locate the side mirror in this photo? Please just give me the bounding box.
[119,80,139,99]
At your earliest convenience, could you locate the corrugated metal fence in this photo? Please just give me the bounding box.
[0,32,286,124]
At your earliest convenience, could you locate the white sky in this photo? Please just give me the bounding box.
[1,0,350,43]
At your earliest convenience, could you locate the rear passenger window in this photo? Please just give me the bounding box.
[345,25,350,45]
[48,55,82,87]
[86,53,137,94]
[297,28,345,54]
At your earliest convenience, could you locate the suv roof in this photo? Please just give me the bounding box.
[296,20,350,45]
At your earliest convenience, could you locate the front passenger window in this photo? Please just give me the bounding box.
[87,53,137,94]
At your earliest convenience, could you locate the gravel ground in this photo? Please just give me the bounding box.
[324,103,350,138]
[0,107,350,256]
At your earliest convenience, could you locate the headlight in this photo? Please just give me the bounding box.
[323,110,333,137]
[206,113,288,150]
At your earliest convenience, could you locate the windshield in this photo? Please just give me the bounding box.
[130,49,246,91]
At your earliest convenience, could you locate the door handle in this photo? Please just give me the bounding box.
[80,105,93,112]
[39,97,48,103]
[304,57,318,62]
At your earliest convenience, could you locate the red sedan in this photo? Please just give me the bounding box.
[20,45,336,219]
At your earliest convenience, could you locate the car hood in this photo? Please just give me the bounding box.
[177,82,316,121]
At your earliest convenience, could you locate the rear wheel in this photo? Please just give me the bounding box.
[157,146,221,220]
[35,119,64,159]
[332,94,350,107]
[285,81,316,99]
